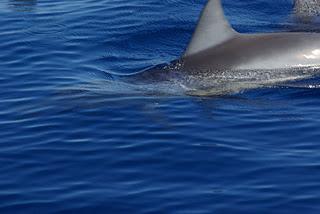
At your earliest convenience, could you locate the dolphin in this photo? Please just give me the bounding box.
[119,0,320,96]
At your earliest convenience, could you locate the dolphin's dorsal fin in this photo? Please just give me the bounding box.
[184,0,236,56]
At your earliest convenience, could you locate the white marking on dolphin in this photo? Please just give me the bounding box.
[119,0,320,96]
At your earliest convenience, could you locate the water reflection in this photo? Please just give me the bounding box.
[8,0,37,12]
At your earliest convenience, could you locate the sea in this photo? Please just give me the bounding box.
[1,0,320,213]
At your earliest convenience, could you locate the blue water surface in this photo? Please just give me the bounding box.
[1,0,320,213]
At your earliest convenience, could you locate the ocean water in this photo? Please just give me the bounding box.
[1,0,320,213]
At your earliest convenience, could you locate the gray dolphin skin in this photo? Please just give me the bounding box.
[294,0,320,21]
[122,0,320,95]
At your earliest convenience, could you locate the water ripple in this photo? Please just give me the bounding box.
[1,0,320,213]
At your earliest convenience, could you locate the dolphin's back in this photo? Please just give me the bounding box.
[183,0,320,71]
[183,33,320,71]
[124,0,320,96]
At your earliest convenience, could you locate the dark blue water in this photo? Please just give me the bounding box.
[1,0,320,213]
